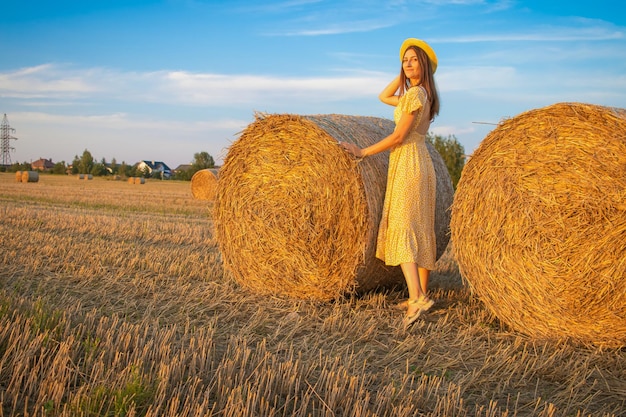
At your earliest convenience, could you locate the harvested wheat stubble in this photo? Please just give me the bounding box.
[21,171,39,183]
[214,113,454,300]
[451,102,626,347]
[191,168,219,200]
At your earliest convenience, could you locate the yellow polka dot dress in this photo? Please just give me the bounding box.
[375,86,437,269]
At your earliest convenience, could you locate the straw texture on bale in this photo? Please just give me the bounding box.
[451,102,626,347]
[21,171,39,183]
[15,171,22,182]
[191,168,219,200]
[214,113,454,300]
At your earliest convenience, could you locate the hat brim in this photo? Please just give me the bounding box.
[400,38,438,73]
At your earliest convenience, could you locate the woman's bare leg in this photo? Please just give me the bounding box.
[401,262,423,300]
[418,267,430,298]
[400,263,427,316]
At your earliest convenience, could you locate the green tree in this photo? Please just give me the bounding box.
[118,162,129,177]
[52,161,67,175]
[9,162,32,172]
[427,133,465,190]
[192,152,215,170]
[78,149,95,174]
[91,162,107,176]
[70,155,80,174]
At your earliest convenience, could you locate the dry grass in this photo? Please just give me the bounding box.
[451,103,626,348]
[0,172,624,417]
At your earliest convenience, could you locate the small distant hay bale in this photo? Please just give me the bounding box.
[86,174,93,180]
[78,174,85,180]
[191,168,219,200]
[214,114,454,300]
[15,171,22,182]
[113,175,121,181]
[451,102,626,347]
[128,177,135,184]
[21,171,39,183]
[134,177,145,184]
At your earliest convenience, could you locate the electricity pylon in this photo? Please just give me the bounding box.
[0,114,18,167]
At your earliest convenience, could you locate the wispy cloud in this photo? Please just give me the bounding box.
[10,111,245,132]
[266,19,395,36]
[240,0,324,13]
[1,64,387,106]
[439,30,623,43]
[0,64,98,98]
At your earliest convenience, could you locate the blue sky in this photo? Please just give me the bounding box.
[1,0,624,168]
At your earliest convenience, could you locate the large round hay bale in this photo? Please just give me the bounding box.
[135,177,145,184]
[15,171,22,182]
[451,102,626,347]
[191,168,219,200]
[21,171,39,183]
[128,177,135,184]
[214,114,454,300]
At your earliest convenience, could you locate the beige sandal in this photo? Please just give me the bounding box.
[402,299,424,329]
[402,297,435,329]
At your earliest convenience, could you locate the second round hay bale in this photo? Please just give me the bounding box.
[191,168,219,200]
[135,177,145,184]
[214,113,454,300]
[21,171,39,183]
[450,102,626,347]
[15,171,22,182]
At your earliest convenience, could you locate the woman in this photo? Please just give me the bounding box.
[341,38,440,329]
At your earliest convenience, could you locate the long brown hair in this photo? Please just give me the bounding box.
[399,45,440,120]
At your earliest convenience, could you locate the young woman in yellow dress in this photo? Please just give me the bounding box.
[340,38,440,329]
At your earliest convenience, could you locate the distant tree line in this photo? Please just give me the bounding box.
[1,150,216,181]
[2,138,464,188]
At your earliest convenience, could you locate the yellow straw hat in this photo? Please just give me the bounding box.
[400,38,438,73]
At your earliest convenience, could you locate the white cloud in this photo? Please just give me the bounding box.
[0,64,97,98]
[10,111,247,132]
[1,64,387,107]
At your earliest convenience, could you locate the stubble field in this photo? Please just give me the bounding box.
[0,173,624,417]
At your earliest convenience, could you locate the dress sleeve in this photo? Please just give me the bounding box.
[399,86,428,114]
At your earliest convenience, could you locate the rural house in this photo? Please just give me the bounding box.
[173,164,192,174]
[136,160,172,179]
[31,157,55,171]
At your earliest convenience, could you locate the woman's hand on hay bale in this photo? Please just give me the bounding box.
[339,141,364,160]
